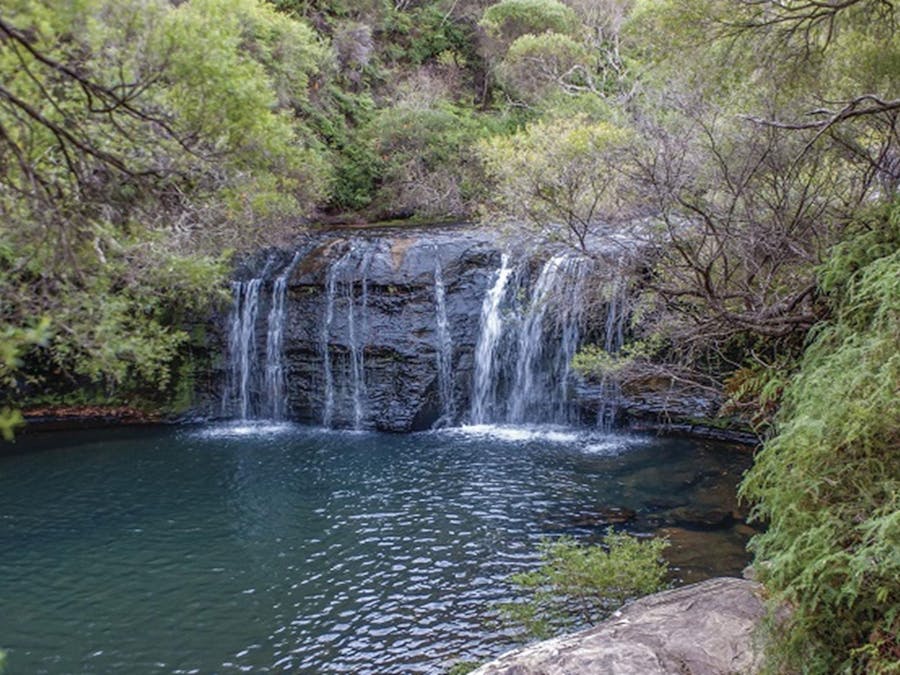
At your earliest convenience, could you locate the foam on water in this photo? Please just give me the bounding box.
[451,424,583,444]
[195,421,298,438]
[443,424,650,455]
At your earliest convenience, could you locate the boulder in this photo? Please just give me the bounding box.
[471,577,767,675]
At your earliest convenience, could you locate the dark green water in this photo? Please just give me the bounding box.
[0,423,752,673]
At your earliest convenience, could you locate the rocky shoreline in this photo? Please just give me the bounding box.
[20,405,162,433]
[471,577,769,675]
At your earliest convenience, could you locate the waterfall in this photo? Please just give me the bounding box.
[347,247,373,430]
[468,253,592,427]
[225,278,264,419]
[223,285,243,416]
[507,256,561,423]
[507,255,590,423]
[596,275,627,432]
[223,254,302,420]
[219,235,622,431]
[548,255,592,423]
[433,252,455,426]
[470,254,514,424]
[320,254,342,428]
[222,256,275,419]
[318,246,372,430]
[263,251,303,421]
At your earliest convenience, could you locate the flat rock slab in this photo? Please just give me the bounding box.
[472,577,767,675]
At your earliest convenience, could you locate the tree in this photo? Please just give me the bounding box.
[478,114,638,254]
[495,32,590,102]
[0,0,330,405]
[479,0,579,44]
[366,101,495,217]
[480,0,638,105]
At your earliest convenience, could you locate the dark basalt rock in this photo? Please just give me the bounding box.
[575,378,759,446]
[206,223,764,441]
[280,228,500,431]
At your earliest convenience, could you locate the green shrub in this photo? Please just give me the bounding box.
[1,319,51,440]
[498,530,669,640]
[480,0,579,43]
[497,32,588,102]
[366,103,496,217]
[740,204,900,674]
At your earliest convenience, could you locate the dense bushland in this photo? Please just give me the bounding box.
[0,0,332,413]
[740,205,900,674]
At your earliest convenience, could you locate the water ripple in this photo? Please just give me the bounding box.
[0,424,751,673]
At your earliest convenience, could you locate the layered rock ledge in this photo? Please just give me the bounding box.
[472,577,767,675]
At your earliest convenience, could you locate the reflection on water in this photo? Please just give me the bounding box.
[0,424,753,673]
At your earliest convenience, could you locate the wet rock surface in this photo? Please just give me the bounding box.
[209,223,765,440]
[575,378,759,446]
[471,577,768,675]
[240,226,501,431]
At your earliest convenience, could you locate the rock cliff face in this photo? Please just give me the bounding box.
[212,224,757,440]
[576,378,759,445]
[280,228,499,431]
[471,577,768,675]
[214,226,503,431]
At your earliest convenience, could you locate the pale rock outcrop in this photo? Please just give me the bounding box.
[472,577,767,675]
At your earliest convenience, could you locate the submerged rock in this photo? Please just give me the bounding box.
[472,577,767,675]
[657,527,758,585]
[567,506,637,528]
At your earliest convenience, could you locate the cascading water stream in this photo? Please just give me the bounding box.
[596,274,628,432]
[433,251,455,426]
[320,254,344,428]
[470,254,514,424]
[347,247,373,430]
[468,252,594,427]
[507,256,562,423]
[223,255,278,420]
[507,255,590,423]
[319,245,373,430]
[221,236,620,432]
[236,278,263,419]
[546,255,591,423]
[223,286,244,417]
[263,251,303,421]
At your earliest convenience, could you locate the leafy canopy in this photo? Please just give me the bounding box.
[0,0,330,405]
[480,0,580,43]
[478,114,634,253]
